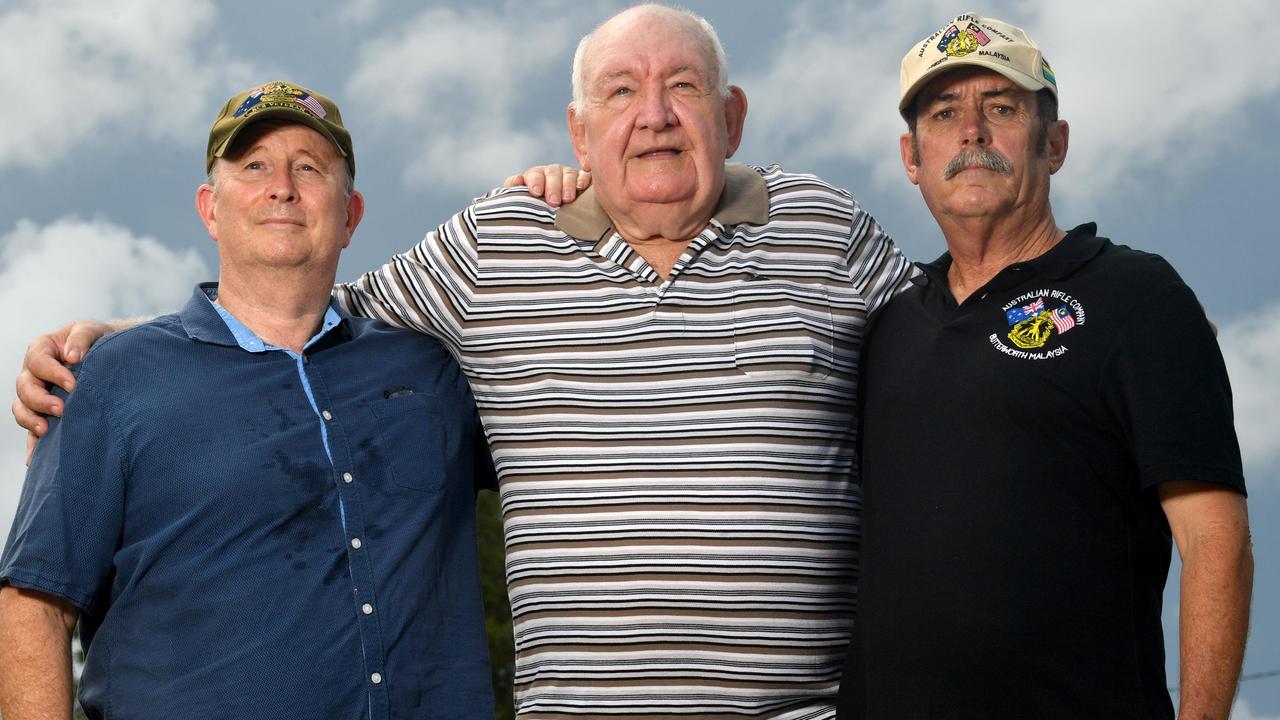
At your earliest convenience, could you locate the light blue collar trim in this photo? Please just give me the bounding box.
[202,287,341,354]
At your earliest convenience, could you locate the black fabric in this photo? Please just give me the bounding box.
[839,224,1245,719]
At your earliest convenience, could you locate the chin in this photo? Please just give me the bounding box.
[628,179,699,205]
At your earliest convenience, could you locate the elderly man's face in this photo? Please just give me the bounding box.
[901,67,1066,224]
[197,123,363,277]
[568,9,746,231]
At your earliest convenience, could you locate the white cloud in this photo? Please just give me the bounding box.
[344,3,582,192]
[1032,0,1280,206]
[739,1,1280,205]
[1231,697,1280,720]
[338,0,383,25]
[737,1,941,186]
[1219,303,1280,480]
[0,0,254,170]
[0,217,209,541]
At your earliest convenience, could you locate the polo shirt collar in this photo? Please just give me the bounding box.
[555,163,770,240]
[912,222,1107,291]
[180,282,347,351]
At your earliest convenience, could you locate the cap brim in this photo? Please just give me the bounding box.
[210,107,348,165]
[899,59,1047,118]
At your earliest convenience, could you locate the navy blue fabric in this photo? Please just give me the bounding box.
[1,284,496,720]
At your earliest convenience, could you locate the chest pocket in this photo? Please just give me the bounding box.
[370,394,445,492]
[732,280,836,379]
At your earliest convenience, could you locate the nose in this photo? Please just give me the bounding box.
[636,87,678,131]
[266,166,298,202]
[959,109,989,146]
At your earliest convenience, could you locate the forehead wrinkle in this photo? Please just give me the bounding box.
[925,82,1021,107]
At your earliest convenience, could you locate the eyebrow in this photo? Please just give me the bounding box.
[235,145,330,168]
[597,69,635,84]
[926,86,1020,106]
[593,64,706,87]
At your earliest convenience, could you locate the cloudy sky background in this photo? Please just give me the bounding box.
[1,0,1277,713]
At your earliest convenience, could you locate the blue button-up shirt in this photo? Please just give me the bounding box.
[1,284,496,719]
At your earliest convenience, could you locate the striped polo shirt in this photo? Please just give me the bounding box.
[335,164,912,719]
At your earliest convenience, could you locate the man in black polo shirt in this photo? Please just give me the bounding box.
[839,13,1253,720]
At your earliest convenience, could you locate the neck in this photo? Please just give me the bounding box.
[602,196,720,280]
[615,233,696,279]
[941,209,1065,304]
[215,268,336,353]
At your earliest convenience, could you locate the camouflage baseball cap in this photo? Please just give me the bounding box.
[206,81,354,177]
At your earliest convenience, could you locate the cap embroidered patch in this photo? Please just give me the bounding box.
[1041,59,1057,87]
[939,22,991,57]
[233,82,327,121]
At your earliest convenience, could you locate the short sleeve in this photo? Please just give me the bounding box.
[0,373,127,614]
[333,206,480,348]
[1104,272,1245,494]
[844,198,915,316]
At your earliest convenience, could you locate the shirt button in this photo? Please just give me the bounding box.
[362,603,374,615]
[370,672,383,685]
[321,410,333,420]
[350,537,362,549]
[342,472,353,484]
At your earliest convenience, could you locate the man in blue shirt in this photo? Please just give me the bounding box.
[0,82,495,719]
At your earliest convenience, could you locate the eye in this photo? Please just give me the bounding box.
[673,81,694,89]
[612,86,632,97]
[990,104,1014,116]
[245,160,265,170]
[297,163,318,173]
[933,108,954,121]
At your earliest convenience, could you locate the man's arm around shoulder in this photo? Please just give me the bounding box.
[1159,480,1253,720]
[0,584,79,719]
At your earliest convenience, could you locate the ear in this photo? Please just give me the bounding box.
[567,104,591,171]
[342,190,365,249]
[1046,119,1069,175]
[722,86,748,158]
[900,132,921,186]
[196,183,218,241]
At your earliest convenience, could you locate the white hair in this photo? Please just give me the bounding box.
[570,4,731,113]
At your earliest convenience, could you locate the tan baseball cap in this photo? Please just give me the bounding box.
[899,13,1057,119]
[206,81,354,177]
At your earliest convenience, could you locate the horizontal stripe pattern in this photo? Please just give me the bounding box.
[336,165,911,718]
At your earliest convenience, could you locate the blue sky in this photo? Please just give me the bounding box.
[1,0,1277,713]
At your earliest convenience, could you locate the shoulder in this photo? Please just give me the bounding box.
[755,164,852,197]
[1087,237,1191,298]
[342,316,471,395]
[469,186,559,226]
[748,164,874,229]
[345,316,458,363]
[758,163,852,200]
[76,313,186,376]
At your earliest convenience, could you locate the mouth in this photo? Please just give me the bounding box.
[634,147,683,159]
[258,216,305,227]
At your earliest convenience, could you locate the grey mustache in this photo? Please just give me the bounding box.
[944,147,1013,180]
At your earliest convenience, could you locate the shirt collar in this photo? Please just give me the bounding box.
[912,222,1107,290]
[180,282,346,352]
[554,163,770,240]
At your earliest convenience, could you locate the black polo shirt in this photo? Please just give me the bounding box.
[841,224,1245,719]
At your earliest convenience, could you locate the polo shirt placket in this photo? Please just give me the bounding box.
[210,296,392,716]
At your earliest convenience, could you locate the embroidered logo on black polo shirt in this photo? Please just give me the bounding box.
[989,289,1086,360]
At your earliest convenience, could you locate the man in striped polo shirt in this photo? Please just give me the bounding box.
[335,6,911,716]
[14,5,911,718]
